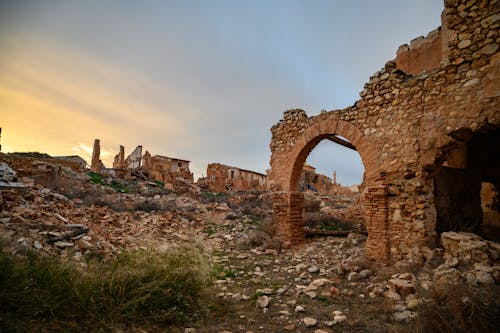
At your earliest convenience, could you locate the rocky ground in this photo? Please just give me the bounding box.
[1,156,499,332]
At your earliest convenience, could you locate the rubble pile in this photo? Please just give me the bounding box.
[1,157,498,332]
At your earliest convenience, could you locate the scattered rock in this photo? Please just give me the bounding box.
[394,310,417,323]
[295,305,305,313]
[256,295,270,309]
[389,278,416,296]
[303,317,318,327]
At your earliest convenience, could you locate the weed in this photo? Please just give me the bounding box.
[200,192,229,203]
[410,283,500,333]
[135,199,163,212]
[87,171,104,185]
[213,264,236,279]
[154,180,165,187]
[304,212,355,231]
[0,245,213,331]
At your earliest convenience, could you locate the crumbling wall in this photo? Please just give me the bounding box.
[268,0,500,265]
[113,145,125,169]
[124,145,142,169]
[90,139,104,173]
[142,152,193,185]
[51,156,86,170]
[395,28,446,75]
[203,163,267,193]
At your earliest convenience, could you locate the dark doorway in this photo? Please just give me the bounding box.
[434,128,500,241]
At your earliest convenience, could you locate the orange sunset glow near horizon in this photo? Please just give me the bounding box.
[0,0,443,184]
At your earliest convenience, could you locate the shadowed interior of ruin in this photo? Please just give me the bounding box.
[434,128,500,242]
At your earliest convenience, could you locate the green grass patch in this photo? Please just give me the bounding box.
[200,192,229,203]
[213,264,237,279]
[0,245,213,332]
[109,180,129,193]
[154,180,165,188]
[87,172,129,193]
[87,171,104,185]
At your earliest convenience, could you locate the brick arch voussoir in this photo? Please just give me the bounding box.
[284,119,381,191]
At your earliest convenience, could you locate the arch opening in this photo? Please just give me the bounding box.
[271,119,390,265]
[298,137,366,236]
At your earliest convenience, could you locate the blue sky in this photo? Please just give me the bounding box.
[0,0,443,185]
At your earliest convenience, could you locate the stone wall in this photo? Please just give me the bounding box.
[268,0,499,265]
[394,14,453,76]
[90,139,104,173]
[142,151,193,185]
[124,145,142,169]
[201,163,267,193]
[112,145,125,169]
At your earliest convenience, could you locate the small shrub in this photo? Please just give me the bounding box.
[135,199,164,212]
[87,171,104,185]
[200,192,229,203]
[237,219,281,250]
[154,180,165,187]
[412,283,500,333]
[303,211,355,231]
[109,180,129,193]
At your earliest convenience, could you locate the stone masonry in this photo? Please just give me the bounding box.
[268,0,499,266]
[142,151,193,185]
[90,139,104,173]
[200,163,267,193]
[301,164,337,195]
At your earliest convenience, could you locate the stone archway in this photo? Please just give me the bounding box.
[270,117,390,265]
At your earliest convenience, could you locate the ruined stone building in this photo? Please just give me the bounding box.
[125,146,143,169]
[199,163,267,193]
[142,151,193,184]
[91,140,193,185]
[53,155,87,170]
[300,164,337,195]
[268,0,499,266]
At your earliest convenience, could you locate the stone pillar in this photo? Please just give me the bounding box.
[113,145,126,169]
[90,139,102,173]
[118,145,125,168]
[333,171,337,186]
[364,185,390,265]
[273,191,305,247]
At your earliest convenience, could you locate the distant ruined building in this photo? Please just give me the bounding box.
[198,162,343,194]
[300,164,339,195]
[90,140,193,186]
[268,0,500,265]
[198,163,267,193]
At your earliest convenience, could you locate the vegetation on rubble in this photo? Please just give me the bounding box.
[153,180,165,187]
[87,171,104,184]
[87,172,130,193]
[200,191,230,203]
[0,244,213,332]
[408,283,500,333]
[304,212,356,232]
